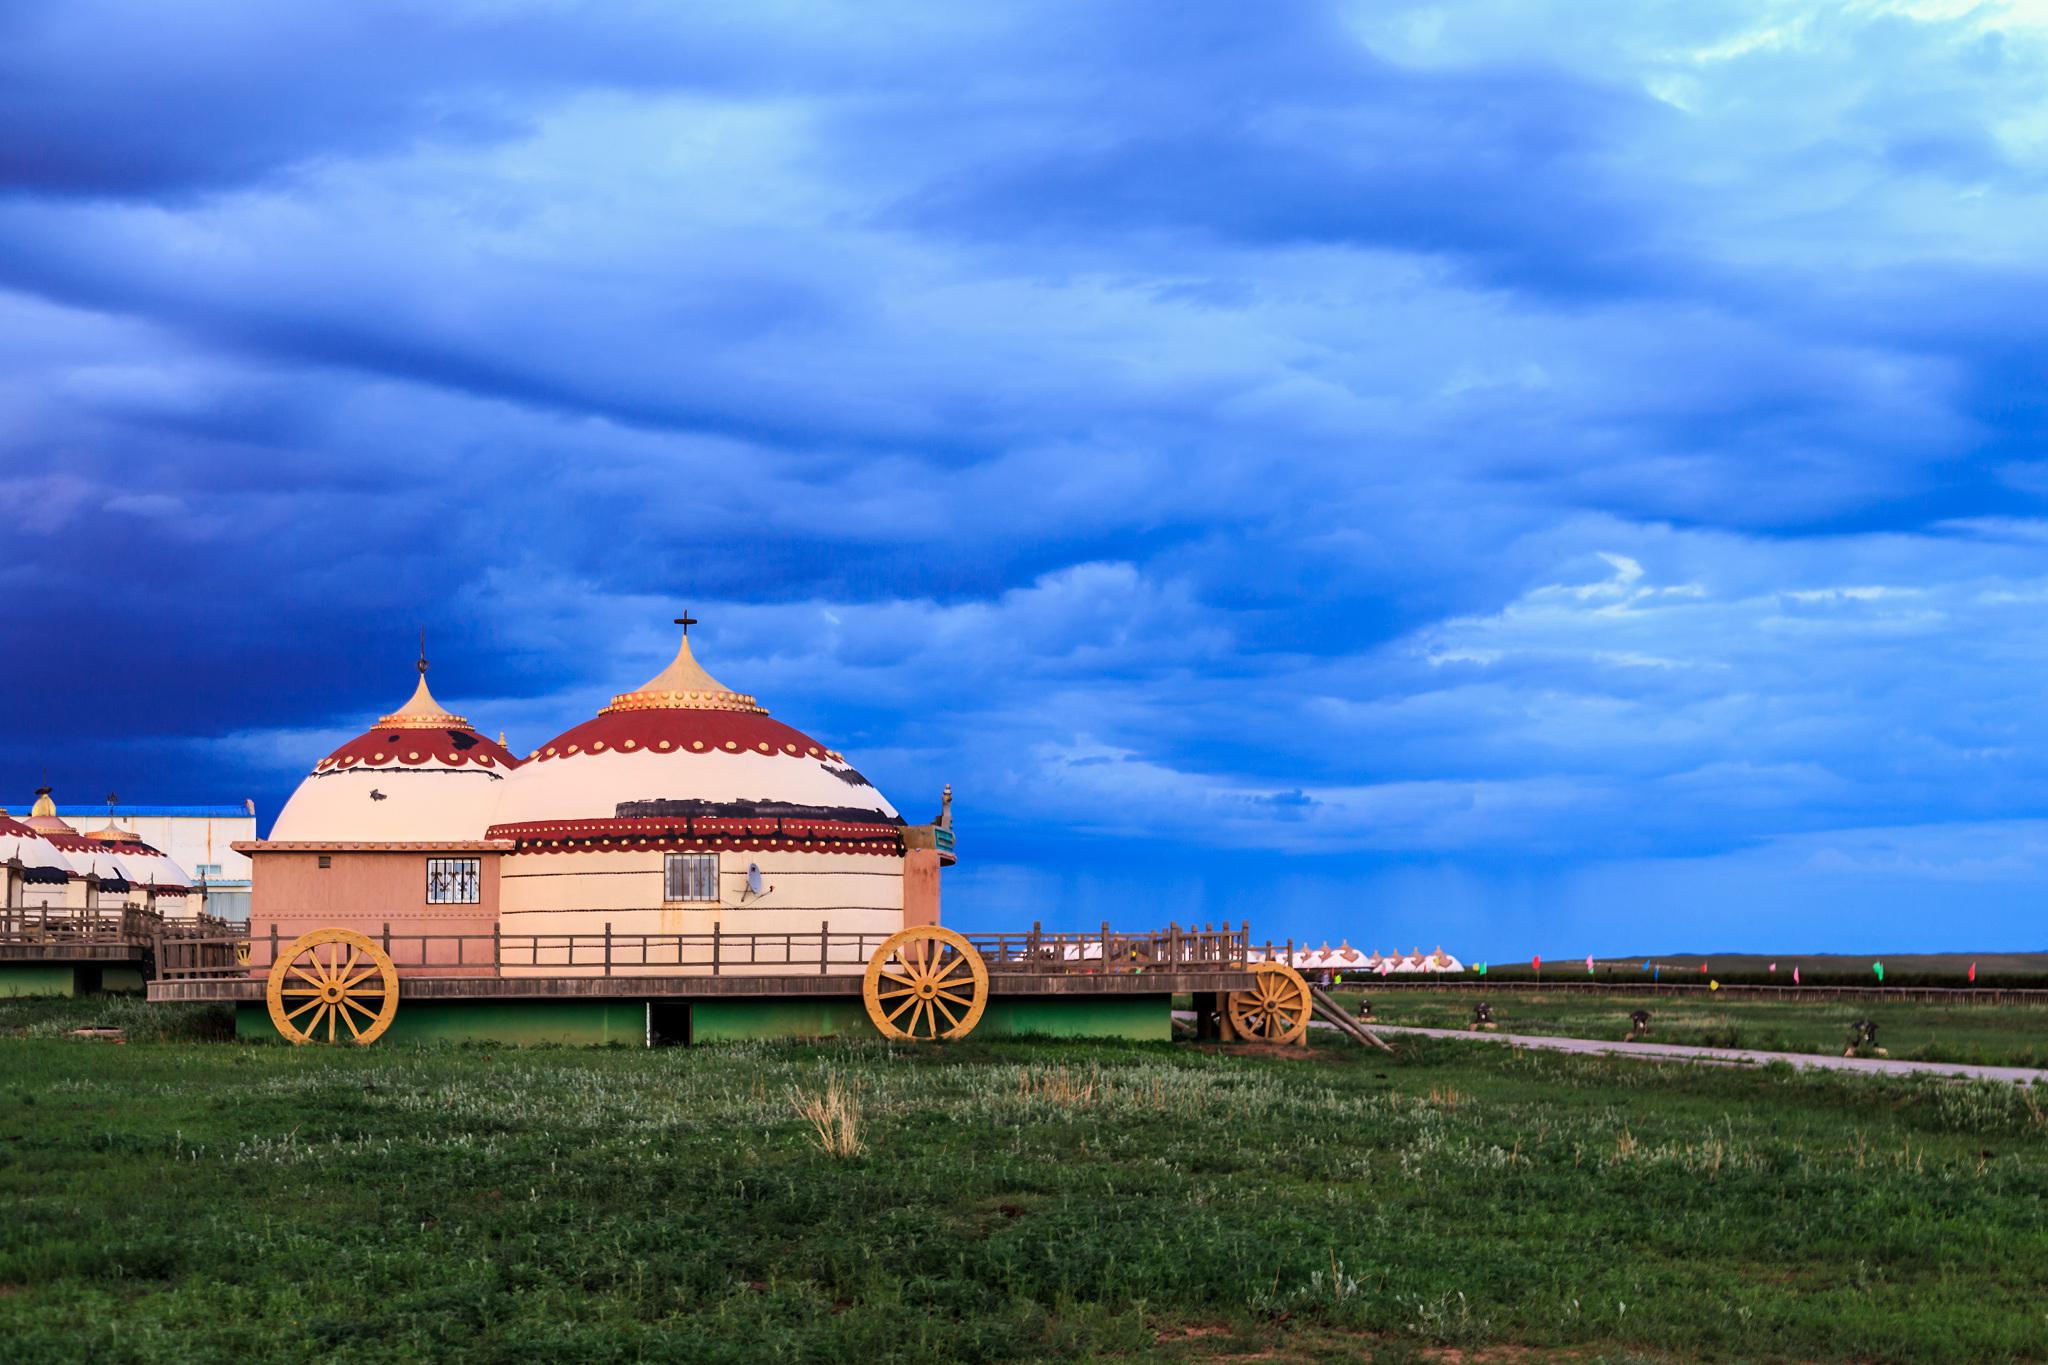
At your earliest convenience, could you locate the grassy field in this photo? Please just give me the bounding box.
[2,998,2046,1363]
[1332,988,2048,1069]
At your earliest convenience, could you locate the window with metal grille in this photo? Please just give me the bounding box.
[425,857,482,904]
[664,852,719,903]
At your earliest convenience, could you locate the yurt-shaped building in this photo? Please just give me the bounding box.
[246,653,520,959]
[486,625,944,972]
[82,819,194,917]
[0,812,75,910]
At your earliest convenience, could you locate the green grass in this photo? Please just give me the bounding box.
[1333,989,2048,1069]
[0,994,234,1043]
[1,1001,2046,1363]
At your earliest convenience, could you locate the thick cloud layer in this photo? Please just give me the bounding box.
[6,1,2047,954]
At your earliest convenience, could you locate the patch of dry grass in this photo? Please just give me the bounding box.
[790,1073,863,1157]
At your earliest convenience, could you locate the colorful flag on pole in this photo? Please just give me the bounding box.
[1710,979,1720,992]
[1793,966,1800,985]
[1533,954,1542,975]
[1873,960,1884,982]
[1768,963,1777,973]
[1968,962,1977,983]
[1586,955,1595,976]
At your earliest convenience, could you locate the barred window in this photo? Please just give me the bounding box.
[426,857,482,905]
[664,852,719,903]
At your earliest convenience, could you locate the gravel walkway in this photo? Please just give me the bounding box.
[1361,1023,2048,1086]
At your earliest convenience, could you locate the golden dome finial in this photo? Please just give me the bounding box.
[30,785,55,819]
[377,632,469,728]
[601,618,766,715]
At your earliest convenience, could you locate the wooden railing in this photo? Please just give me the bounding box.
[155,918,1262,982]
[0,905,167,944]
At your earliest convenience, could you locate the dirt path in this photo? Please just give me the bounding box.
[1363,1023,2048,1085]
[1175,1009,2047,1083]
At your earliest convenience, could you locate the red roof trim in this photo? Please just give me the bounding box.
[317,723,522,774]
[492,813,903,857]
[502,835,900,858]
[524,709,845,765]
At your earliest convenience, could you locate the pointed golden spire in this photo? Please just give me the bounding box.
[30,785,55,819]
[602,617,765,715]
[376,631,470,728]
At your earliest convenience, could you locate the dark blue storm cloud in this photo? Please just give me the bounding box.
[6,1,2048,955]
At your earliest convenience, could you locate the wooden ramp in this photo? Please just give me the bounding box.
[1307,983,1394,1053]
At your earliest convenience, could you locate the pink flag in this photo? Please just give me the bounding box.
[1699,963,1708,973]
[1969,962,1977,983]
[1768,963,1777,973]
[1586,955,1594,976]
[1533,954,1542,974]
[1793,966,1800,985]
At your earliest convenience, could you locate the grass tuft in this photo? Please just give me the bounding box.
[789,1073,863,1157]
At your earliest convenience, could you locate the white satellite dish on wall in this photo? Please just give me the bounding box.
[746,862,765,899]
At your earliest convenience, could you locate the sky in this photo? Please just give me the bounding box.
[6,1,2048,957]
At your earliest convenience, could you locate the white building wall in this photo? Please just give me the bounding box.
[499,846,904,976]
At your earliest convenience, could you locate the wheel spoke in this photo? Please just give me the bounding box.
[289,963,325,990]
[934,955,968,983]
[284,997,322,1021]
[336,966,381,992]
[930,986,973,1008]
[338,1002,363,1039]
[884,994,919,1024]
[338,995,378,1022]
[931,996,960,1030]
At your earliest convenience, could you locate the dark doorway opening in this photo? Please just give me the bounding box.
[648,1001,691,1046]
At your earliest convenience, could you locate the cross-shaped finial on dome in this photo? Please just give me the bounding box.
[674,612,698,636]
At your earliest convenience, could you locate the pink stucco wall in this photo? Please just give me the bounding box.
[248,849,501,977]
[903,847,941,927]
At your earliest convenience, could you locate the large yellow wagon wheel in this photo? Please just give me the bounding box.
[1227,961,1311,1045]
[863,926,988,1041]
[266,928,399,1046]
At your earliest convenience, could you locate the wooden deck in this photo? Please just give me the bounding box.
[146,919,1262,1003]
[152,967,1253,1003]
[0,906,228,967]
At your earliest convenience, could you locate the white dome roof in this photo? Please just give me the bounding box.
[489,632,898,838]
[0,815,71,876]
[269,668,520,844]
